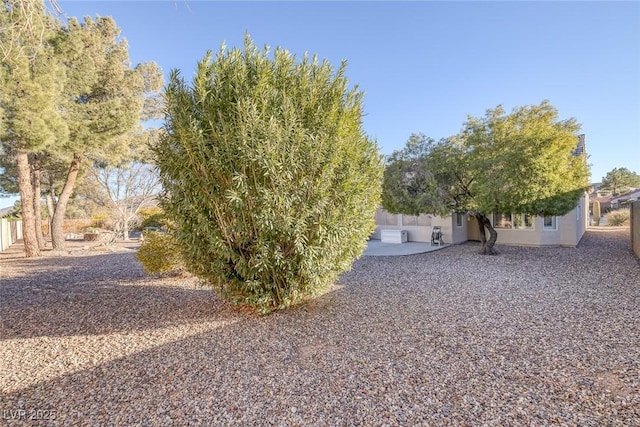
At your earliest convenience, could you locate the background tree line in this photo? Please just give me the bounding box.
[1,0,163,256]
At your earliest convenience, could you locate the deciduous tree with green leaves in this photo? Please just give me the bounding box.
[382,101,590,254]
[599,167,640,196]
[153,36,383,312]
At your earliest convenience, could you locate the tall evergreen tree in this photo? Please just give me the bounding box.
[0,0,67,257]
[599,167,640,196]
[46,15,163,250]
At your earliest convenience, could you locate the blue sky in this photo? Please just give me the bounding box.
[2,1,639,208]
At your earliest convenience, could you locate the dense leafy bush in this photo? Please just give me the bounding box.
[604,208,630,226]
[136,231,183,274]
[153,36,383,312]
[137,206,167,230]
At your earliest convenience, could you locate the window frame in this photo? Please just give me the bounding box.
[543,215,557,231]
[492,213,534,230]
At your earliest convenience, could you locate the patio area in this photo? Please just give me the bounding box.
[364,239,450,256]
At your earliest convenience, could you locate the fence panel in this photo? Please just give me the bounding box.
[0,218,22,252]
[632,201,640,259]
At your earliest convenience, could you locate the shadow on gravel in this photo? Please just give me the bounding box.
[0,229,638,424]
[0,251,232,340]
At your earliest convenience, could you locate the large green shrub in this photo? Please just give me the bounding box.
[153,36,383,312]
[604,208,630,226]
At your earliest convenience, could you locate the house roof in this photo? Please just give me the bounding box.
[611,189,640,203]
[592,195,612,203]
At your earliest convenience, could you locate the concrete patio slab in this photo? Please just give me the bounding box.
[364,239,450,256]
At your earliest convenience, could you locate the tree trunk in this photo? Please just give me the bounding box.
[46,192,55,236]
[31,155,46,249]
[51,153,83,250]
[475,214,487,248]
[45,174,57,237]
[16,152,41,257]
[477,214,498,255]
[123,219,130,241]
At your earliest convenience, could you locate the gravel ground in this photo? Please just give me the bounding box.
[1,228,639,426]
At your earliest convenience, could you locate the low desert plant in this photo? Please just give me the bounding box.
[136,231,184,274]
[604,208,630,226]
[90,213,110,229]
[592,200,601,226]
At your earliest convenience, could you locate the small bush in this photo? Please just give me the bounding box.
[138,206,168,230]
[136,231,183,274]
[90,213,110,229]
[604,209,630,226]
[592,200,601,226]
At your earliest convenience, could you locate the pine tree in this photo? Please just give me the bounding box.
[0,0,67,257]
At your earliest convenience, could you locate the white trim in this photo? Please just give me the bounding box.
[492,213,534,230]
[543,215,557,231]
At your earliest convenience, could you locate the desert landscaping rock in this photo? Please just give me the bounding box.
[1,228,639,425]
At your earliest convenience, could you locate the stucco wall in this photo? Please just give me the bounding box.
[372,210,465,244]
[449,214,469,244]
[632,201,640,259]
[372,195,588,248]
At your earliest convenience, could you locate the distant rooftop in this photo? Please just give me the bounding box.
[573,134,586,157]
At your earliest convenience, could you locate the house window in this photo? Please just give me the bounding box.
[385,212,398,226]
[543,215,557,230]
[493,213,512,229]
[576,200,580,221]
[455,213,464,227]
[513,214,534,229]
[375,208,399,226]
[493,213,534,230]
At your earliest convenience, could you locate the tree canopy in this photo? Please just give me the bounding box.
[599,167,640,196]
[382,100,590,254]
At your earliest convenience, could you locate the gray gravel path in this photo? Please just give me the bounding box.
[1,228,639,426]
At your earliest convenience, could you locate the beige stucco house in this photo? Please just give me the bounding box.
[372,192,589,248]
[372,135,590,248]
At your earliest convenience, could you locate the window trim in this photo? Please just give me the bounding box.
[492,213,534,230]
[543,215,557,231]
